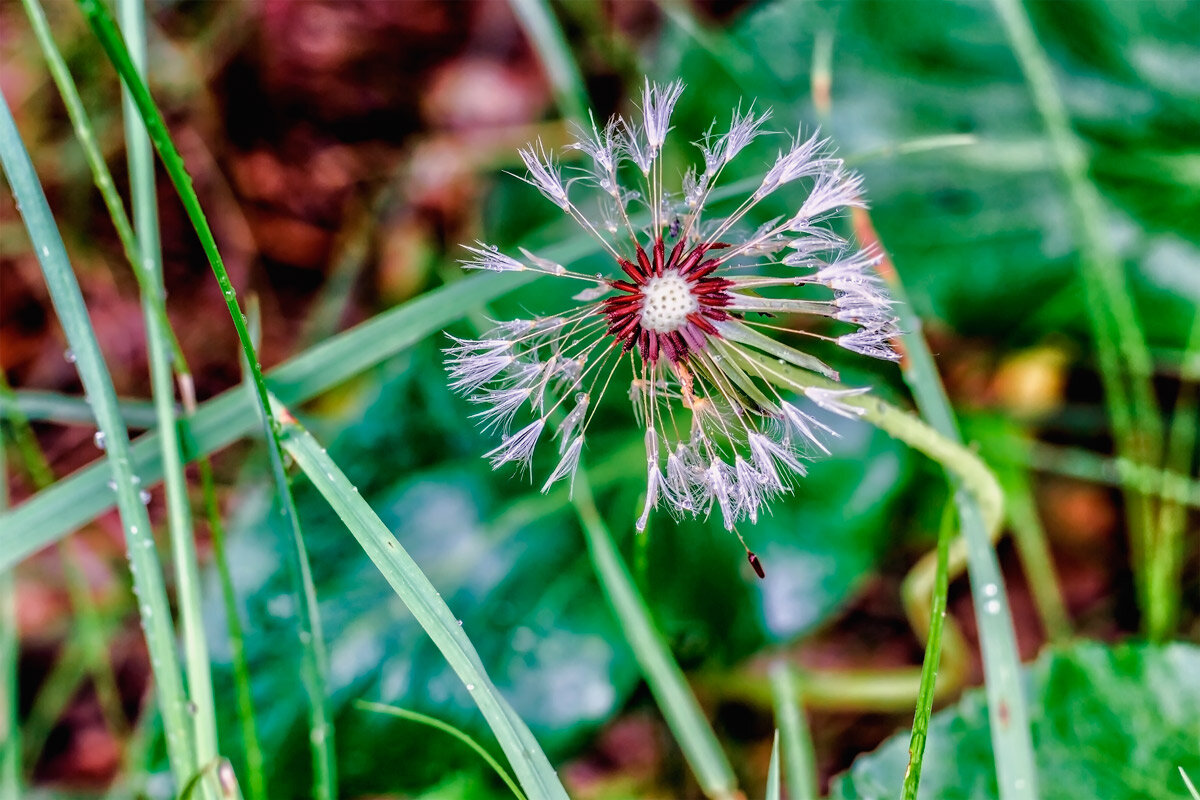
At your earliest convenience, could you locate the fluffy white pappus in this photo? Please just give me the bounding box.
[460,241,525,273]
[541,435,584,496]
[517,139,570,209]
[484,419,545,474]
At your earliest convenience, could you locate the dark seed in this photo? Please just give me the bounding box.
[748,551,765,579]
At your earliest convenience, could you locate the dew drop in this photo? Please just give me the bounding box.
[456,619,464,626]
[139,489,152,505]
[186,701,198,715]
[107,479,118,491]
[985,599,1001,614]
[983,583,999,597]
[465,684,475,691]
[130,525,138,535]
[64,349,77,364]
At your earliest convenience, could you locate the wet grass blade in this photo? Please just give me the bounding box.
[0,428,17,796]
[508,0,588,125]
[73,1,337,790]
[572,471,739,800]
[273,400,569,800]
[355,701,526,800]
[764,731,781,800]
[768,663,817,800]
[0,92,197,783]
[901,500,954,800]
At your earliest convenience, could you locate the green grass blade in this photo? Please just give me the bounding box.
[112,0,221,779]
[0,93,196,784]
[355,701,526,800]
[2,390,159,429]
[572,471,739,800]
[901,500,954,800]
[508,0,588,125]
[768,664,817,800]
[0,427,18,796]
[989,0,1164,636]
[193,449,267,800]
[764,731,781,800]
[273,400,569,800]
[72,2,337,789]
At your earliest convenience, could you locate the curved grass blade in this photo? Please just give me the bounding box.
[72,1,336,790]
[355,701,526,800]
[0,92,196,783]
[273,400,569,800]
[572,471,739,800]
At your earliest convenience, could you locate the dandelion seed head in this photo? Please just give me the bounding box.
[444,79,899,533]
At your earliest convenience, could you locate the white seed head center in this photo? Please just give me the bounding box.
[640,270,698,333]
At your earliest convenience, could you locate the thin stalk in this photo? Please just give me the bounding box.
[0,374,131,745]
[990,0,1164,632]
[764,731,781,800]
[0,425,17,797]
[768,663,817,800]
[193,450,267,800]
[272,398,569,800]
[901,500,954,800]
[355,701,526,800]
[738,346,1036,798]
[1021,441,1200,508]
[0,90,196,784]
[572,470,738,800]
[113,0,219,780]
[998,462,1071,643]
[508,0,589,126]
[1,390,159,429]
[1146,311,1200,639]
[74,2,336,791]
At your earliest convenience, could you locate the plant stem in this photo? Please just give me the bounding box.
[901,500,954,800]
[990,0,1164,634]
[573,470,739,800]
[768,663,817,800]
[114,0,220,782]
[74,2,336,791]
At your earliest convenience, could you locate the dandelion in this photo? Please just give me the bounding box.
[445,79,899,534]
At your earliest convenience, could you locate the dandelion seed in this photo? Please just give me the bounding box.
[445,80,898,532]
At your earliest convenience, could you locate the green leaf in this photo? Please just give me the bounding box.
[829,642,1200,800]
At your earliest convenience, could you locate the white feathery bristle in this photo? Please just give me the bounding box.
[460,242,525,273]
[805,386,870,418]
[755,131,835,200]
[781,402,835,455]
[485,419,545,474]
[541,435,584,496]
[517,139,570,209]
[636,429,663,532]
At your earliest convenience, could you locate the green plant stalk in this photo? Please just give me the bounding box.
[507,0,588,126]
[355,701,526,800]
[1,390,159,429]
[273,398,570,800]
[572,470,738,800]
[990,0,1164,633]
[768,664,817,800]
[901,500,954,800]
[997,462,1071,643]
[193,450,267,800]
[765,731,781,800]
[0,374,131,745]
[1020,441,1200,508]
[0,92,197,783]
[74,2,336,791]
[114,0,221,780]
[737,347,1036,798]
[1146,311,1200,639]
[19,0,187,371]
[0,431,17,798]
